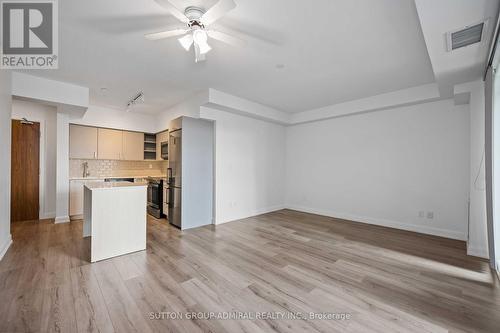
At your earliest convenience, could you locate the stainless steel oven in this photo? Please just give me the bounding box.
[147,178,163,218]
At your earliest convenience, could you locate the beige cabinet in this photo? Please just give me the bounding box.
[71,126,146,161]
[156,130,169,160]
[70,125,98,159]
[122,131,144,161]
[70,180,85,217]
[70,179,105,218]
[97,128,123,160]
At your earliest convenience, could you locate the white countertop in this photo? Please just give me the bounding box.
[84,181,148,190]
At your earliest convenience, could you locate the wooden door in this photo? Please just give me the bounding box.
[122,131,144,161]
[97,128,123,160]
[11,120,40,222]
[69,124,98,159]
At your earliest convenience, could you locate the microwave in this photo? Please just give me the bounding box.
[161,141,168,160]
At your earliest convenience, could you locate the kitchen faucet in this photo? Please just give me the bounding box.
[83,162,90,178]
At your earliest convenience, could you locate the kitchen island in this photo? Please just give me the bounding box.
[83,181,147,262]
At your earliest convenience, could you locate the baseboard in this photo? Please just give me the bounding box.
[285,205,467,241]
[215,204,285,225]
[466,244,489,259]
[0,235,12,261]
[54,215,70,224]
[40,211,56,219]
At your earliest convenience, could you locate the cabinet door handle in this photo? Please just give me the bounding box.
[94,151,96,159]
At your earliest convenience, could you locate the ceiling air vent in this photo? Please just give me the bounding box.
[447,22,485,51]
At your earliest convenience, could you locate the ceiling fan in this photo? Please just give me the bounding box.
[145,0,245,62]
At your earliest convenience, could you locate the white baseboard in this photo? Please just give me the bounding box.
[54,215,70,224]
[215,204,285,225]
[40,211,56,220]
[0,235,12,261]
[285,205,467,241]
[466,244,489,259]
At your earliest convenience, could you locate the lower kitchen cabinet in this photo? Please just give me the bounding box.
[70,179,104,218]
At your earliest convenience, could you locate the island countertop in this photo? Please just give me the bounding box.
[84,181,148,190]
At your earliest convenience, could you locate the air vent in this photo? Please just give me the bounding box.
[448,23,485,51]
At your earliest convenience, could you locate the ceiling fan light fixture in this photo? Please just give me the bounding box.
[193,29,208,44]
[146,0,240,63]
[178,34,194,51]
[197,41,212,55]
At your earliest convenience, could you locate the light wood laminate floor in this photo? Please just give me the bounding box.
[1,209,499,332]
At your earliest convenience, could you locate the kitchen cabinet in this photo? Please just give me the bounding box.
[144,133,156,160]
[70,179,104,218]
[98,128,123,160]
[156,130,169,160]
[69,125,98,159]
[122,131,144,161]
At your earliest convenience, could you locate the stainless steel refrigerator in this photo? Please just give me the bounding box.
[167,127,182,228]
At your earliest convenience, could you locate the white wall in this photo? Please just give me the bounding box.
[181,117,214,230]
[208,89,290,124]
[11,99,57,219]
[468,81,489,258]
[12,72,89,109]
[156,91,208,132]
[200,107,286,224]
[0,71,12,260]
[72,105,158,133]
[286,99,470,240]
[495,70,500,271]
[55,112,70,223]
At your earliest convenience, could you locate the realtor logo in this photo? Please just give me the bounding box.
[1,0,58,69]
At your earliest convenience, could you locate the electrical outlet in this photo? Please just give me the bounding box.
[427,212,434,219]
[418,211,425,218]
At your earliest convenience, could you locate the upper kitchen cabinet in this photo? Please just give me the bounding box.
[70,125,98,159]
[144,133,157,160]
[122,131,144,161]
[97,128,123,160]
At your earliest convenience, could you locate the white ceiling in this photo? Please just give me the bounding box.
[23,0,436,114]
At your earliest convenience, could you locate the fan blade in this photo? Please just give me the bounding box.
[200,0,236,26]
[207,30,245,47]
[194,44,206,62]
[154,0,189,23]
[145,29,188,40]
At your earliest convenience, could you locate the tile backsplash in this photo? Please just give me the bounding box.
[70,159,168,179]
